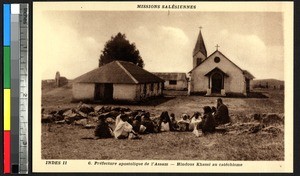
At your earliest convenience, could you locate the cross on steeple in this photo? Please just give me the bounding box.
[199,26,202,30]
[215,44,220,51]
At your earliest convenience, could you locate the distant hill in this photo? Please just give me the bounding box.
[251,79,284,90]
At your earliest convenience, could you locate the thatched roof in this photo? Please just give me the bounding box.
[73,61,164,84]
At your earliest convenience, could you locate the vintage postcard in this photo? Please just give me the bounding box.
[32,1,293,173]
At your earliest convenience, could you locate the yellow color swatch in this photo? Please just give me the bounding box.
[4,89,10,130]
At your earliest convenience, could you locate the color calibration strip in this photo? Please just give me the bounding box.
[3,4,29,174]
[3,3,11,174]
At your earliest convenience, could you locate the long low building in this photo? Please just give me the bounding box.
[73,61,164,102]
[153,72,188,91]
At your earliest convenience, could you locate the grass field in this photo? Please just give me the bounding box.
[41,85,284,160]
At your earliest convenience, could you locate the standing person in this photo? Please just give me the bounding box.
[199,106,216,134]
[214,98,230,125]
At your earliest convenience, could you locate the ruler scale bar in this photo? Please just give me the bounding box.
[19,4,29,174]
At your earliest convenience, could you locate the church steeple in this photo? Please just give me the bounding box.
[193,28,207,57]
[193,28,207,68]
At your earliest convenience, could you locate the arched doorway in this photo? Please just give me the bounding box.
[211,73,222,94]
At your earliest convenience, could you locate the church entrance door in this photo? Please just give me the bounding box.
[211,73,222,94]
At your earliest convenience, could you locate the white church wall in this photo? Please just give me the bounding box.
[191,51,246,94]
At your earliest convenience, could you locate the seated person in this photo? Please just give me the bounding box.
[160,111,171,132]
[214,98,230,125]
[189,112,202,131]
[141,112,155,134]
[170,113,179,131]
[114,114,140,139]
[177,114,191,132]
[132,115,146,134]
[94,116,113,139]
[211,106,217,116]
[198,106,216,134]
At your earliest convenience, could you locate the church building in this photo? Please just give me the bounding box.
[188,29,254,96]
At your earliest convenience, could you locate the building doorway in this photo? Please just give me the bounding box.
[211,73,222,94]
[94,83,113,101]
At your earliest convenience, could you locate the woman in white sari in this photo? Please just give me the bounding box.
[189,112,203,137]
[114,114,140,139]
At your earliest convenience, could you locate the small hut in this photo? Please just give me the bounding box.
[72,61,164,102]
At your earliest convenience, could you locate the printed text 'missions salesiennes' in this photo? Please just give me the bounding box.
[137,4,196,9]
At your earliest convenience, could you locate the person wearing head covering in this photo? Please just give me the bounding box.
[198,106,216,134]
[189,112,202,132]
[177,114,191,132]
[214,98,230,125]
[159,111,172,132]
[170,113,179,131]
[114,114,140,139]
[211,106,217,116]
[94,115,113,139]
[141,112,155,134]
[132,115,146,134]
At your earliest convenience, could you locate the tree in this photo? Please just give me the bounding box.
[99,33,144,68]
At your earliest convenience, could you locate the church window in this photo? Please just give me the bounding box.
[169,80,177,85]
[214,57,220,63]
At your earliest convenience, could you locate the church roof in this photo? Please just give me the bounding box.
[193,30,207,57]
[243,70,255,79]
[73,61,164,84]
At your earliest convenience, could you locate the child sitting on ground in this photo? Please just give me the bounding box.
[170,113,179,131]
[189,112,202,131]
[189,112,203,137]
[160,111,171,132]
[94,116,113,139]
[177,114,190,132]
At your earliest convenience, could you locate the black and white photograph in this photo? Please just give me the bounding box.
[32,1,293,173]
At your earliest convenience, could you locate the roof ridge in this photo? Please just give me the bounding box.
[116,61,139,84]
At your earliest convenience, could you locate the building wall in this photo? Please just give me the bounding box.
[113,84,138,101]
[193,51,206,68]
[73,82,163,102]
[72,83,95,100]
[190,52,246,94]
[164,80,187,90]
[137,82,163,101]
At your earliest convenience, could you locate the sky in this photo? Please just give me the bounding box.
[35,10,285,80]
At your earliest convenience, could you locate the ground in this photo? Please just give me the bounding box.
[41,85,284,160]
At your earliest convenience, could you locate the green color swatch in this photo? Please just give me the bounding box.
[4,46,11,88]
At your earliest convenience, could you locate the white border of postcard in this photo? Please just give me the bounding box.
[32,1,293,173]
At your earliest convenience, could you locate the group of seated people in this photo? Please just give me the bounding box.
[94,98,230,139]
